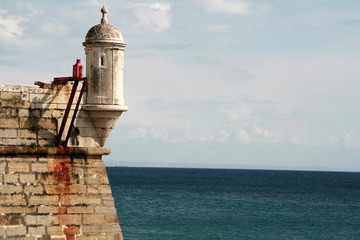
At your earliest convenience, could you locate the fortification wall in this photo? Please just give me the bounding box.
[0,81,124,239]
[0,82,121,148]
[0,147,122,240]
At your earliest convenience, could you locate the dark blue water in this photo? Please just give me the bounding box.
[107,167,360,240]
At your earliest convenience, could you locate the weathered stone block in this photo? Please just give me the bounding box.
[8,156,38,162]
[19,117,57,130]
[19,173,36,183]
[32,162,49,172]
[67,206,94,214]
[54,214,81,225]
[0,129,17,138]
[95,206,117,214]
[18,129,37,139]
[38,129,56,139]
[0,206,36,214]
[75,236,107,240]
[47,225,63,235]
[0,92,21,100]
[4,174,19,183]
[38,206,66,214]
[82,214,106,224]
[1,138,33,146]
[18,108,29,117]
[0,108,17,117]
[0,226,5,238]
[29,195,59,206]
[0,184,23,194]
[0,118,19,128]
[0,194,26,206]
[0,214,24,225]
[28,226,46,235]
[87,185,99,194]
[87,167,106,175]
[73,166,84,175]
[1,99,30,108]
[99,185,112,194]
[24,215,53,226]
[8,162,29,173]
[0,162,5,173]
[102,195,116,207]
[5,226,27,237]
[85,174,109,185]
[29,93,54,103]
[45,184,87,194]
[24,185,44,194]
[60,195,102,206]
[31,103,57,110]
[82,223,121,235]
[63,225,81,235]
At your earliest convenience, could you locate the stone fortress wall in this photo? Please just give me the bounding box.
[0,6,127,240]
[0,81,122,148]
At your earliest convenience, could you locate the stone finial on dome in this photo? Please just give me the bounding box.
[83,5,126,44]
[101,5,108,24]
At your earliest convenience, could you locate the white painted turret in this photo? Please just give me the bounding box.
[83,6,127,107]
[80,6,128,147]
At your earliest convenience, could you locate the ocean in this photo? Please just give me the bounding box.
[107,167,360,240]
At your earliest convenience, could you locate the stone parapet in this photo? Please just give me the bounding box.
[0,81,125,148]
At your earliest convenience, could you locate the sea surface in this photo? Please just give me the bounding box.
[107,167,360,240]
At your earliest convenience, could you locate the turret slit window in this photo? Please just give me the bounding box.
[100,56,105,67]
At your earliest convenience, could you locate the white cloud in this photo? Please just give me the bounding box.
[0,5,42,48]
[253,125,284,141]
[234,128,252,143]
[200,0,252,15]
[0,14,27,37]
[129,2,171,33]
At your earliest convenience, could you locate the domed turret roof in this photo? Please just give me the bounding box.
[84,6,124,44]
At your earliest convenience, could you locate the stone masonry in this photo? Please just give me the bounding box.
[0,147,122,240]
[0,6,127,240]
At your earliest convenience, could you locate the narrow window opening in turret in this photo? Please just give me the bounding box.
[101,56,105,66]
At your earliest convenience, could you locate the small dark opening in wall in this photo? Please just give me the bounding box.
[101,56,105,66]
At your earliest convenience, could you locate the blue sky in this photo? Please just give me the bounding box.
[1,1,360,171]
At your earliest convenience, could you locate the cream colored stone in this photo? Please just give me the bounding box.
[0,129,17,138]
[8,162,29,173]
[0,118,19,128]
[18,108,30,117]
[0,185,23,194]
[28,226,46,235]
[5,226,27,237]
[29,195,59,205]
[31,162,49,172]
[0,92,21,100]
[18,129,37,139]
[4,174,19,183]
[0,162,5,173]
[24,185,44,194]
[19,173,36,183]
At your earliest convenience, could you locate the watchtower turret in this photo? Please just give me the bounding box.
[80,6,128,147]
[83,6,127,109]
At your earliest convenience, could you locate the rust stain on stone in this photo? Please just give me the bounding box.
[53,161,71,185]
[50,151,75,240]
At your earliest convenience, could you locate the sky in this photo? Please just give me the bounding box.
[1,0,360,171]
